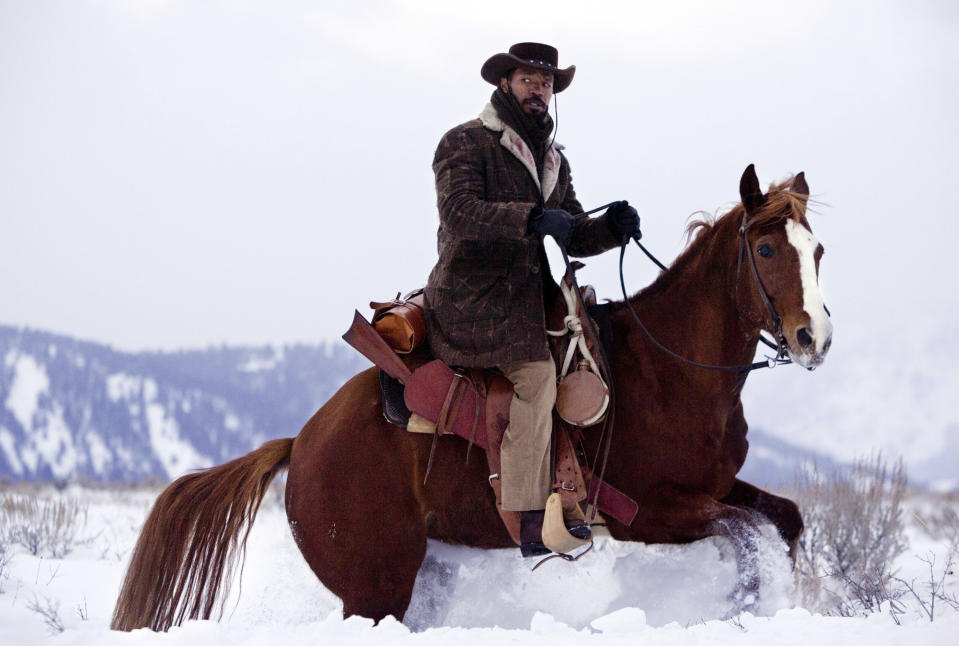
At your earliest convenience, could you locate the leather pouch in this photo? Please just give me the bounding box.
[370,289,426,354]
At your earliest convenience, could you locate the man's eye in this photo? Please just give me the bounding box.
[542,82,552,88]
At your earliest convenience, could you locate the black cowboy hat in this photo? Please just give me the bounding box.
[481,42,575,93]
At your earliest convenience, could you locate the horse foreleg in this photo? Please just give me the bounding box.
[641,486,763,614]
[708,505,762,612]
[721,479,804,564]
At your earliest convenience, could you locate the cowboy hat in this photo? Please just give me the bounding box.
[481,42,575,93]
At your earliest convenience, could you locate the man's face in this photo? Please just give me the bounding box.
[501,67,554,117]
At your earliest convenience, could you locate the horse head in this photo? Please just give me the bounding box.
[739,164,832,369]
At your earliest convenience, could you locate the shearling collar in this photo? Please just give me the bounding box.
[479,103,562,201]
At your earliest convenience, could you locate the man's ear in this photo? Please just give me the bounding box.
[500,78,509,93]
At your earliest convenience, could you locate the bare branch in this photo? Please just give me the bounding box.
[26,594,65,635]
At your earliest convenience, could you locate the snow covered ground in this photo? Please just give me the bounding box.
[1,484,956,645]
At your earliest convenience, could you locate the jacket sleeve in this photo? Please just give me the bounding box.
[433,126,535,241]
[563,159,621,257]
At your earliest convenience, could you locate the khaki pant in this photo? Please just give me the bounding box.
[498,359,556,512]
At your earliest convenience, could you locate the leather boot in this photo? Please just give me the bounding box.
[520,510,551,557]
[564,517,592,540]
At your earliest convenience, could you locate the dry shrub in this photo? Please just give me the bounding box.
[0,540,10,593]
[791,454,908,616]
[0,493,89,558]
[913,497,959,550]
[893,549,959,621]
[897,493,959,621]
[27,594,65,634]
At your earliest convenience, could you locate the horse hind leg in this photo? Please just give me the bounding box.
[286,470,428,623]
[284,399,429,624]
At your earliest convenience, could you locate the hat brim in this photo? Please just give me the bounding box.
[481,53,575,93]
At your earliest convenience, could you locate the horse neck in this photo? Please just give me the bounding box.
[621,212,762,374]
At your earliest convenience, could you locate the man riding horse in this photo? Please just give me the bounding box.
[110,39,830,630]
[424,42,640,557]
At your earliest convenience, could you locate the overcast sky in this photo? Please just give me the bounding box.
[2,0,956,353]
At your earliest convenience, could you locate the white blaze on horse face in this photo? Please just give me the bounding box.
[785,219,832,356]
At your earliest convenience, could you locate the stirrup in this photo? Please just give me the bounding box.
[541,493,591,554]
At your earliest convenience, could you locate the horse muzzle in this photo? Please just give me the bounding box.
[786,320,833,370]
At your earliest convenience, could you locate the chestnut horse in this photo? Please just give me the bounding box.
[111,165,832,631]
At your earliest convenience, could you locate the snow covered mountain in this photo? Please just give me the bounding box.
[0,325,366,482]
[0,323,871,488]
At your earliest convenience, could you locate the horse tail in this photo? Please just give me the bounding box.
[110,437,294,632]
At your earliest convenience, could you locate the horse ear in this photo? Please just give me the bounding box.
[739,164,765,215]
[792,172,809,202]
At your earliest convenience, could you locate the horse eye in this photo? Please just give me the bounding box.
[757,244,774,259]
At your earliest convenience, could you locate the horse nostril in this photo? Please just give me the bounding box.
[797,327,813,350]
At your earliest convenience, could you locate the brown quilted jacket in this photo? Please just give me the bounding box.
[424,103,620,368]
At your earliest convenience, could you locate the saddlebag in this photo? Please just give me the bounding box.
[369,289,426,355]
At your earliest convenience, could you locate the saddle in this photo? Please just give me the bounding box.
[342,272,638,552]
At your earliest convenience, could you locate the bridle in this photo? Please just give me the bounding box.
[612,208,793,376]
[735,210,790,362]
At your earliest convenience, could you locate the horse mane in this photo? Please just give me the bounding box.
[684,177,811,244]
[627,177,810,303]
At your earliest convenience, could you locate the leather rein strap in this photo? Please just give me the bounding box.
[618,211,791,374]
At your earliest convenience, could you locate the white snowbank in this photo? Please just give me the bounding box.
[0,487,956,645]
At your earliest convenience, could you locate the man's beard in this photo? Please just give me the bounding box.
[523,98,549,125]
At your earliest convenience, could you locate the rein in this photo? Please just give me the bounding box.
[628,231,781,354]
[615,211,792,375]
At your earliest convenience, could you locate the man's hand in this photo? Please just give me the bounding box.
[606,201,640,240]
[528,206,574,248]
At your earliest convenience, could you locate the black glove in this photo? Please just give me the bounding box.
[606,200,640,240]
[528,206,574,248]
